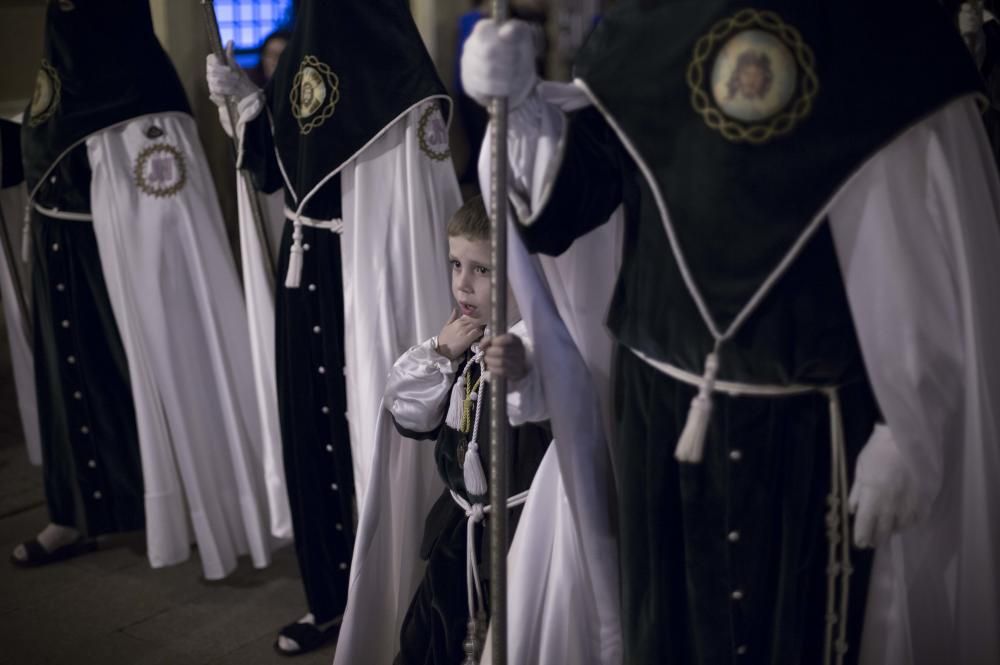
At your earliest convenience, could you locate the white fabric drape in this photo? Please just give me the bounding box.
[332,104,461,665]
[0,176,42,466]
[235,179,292,539]
[87,112,279,580]
[828,97,1000,665]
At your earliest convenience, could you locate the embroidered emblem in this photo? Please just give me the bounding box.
[417,104,451,161]
[134,144,187,198]
[687,9,818,144]
[290,55,339,134]
[145,126,165,139]
[28,60,60,127]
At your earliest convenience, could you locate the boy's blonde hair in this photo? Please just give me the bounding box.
[447,194,490,242]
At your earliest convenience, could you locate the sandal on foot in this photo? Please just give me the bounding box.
[10,537,98,568]
[273,620,339,657]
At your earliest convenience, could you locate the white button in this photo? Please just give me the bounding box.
[736,645,748,656]
[56,283,66,292]
[312,325,321,334]
[303,243,311,251]
[731,589,744,601]
[67,355,76,364]
[308,283,317,292]
[338,562,347,570]
[331,483,339,491]
[61,320,70,328]
[88,459,97,468]
[729,449,743,462]
[318,366,326,374]
[73,391,82,400]
[325,444,333,452]
[728,530,740,543]
[50,175,58,184]
[51,243,60,252]
[321,406,330,414]
[335,523,343,531]
[93,490,102,499]
[80,426,90,434]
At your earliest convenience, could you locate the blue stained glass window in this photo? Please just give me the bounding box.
[214,0,294,69]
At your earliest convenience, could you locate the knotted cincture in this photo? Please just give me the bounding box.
[284,214,304,287]
[21,203,31,263]
[443,346,489,495]
[674,350,720,463]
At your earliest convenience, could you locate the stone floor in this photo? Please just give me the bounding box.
[0,323,337,665]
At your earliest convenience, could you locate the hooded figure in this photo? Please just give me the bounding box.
[465,0,1000,664]
[207,0,462,654]
[17,0,278,581]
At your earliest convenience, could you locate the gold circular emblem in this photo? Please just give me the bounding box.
[417,104,451,161]
[134,144,186,198]
[29,60,61,127]
[290,55,340,135]
[688,10,818,144]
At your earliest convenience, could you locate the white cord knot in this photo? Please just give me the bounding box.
[466,502,487,523]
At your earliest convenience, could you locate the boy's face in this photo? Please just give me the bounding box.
[449,234,492,326]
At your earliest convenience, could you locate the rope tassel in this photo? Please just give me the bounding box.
[674,352,719,463]
[463,441,488,496]
[284,219,304,288]
[446,375,466,431]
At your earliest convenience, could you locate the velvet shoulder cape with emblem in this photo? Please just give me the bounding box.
[264,0,450,200]
[20,0,189,193]
[573,0,984,329]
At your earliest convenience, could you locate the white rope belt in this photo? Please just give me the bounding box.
[629,346,853,665]
[32,203,93,222]
[449,488,529,657]
[283,207,343,233]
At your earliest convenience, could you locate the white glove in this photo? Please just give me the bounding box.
[959,2,987,68]
[461,18,540,111]
[206,41,263,138]
[849,424,922,549]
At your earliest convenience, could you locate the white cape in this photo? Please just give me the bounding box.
[0,168,42,467]
[485,81,1000,665]
[331,103,461,665]
[234,178,291,539]
[87,112,280,580]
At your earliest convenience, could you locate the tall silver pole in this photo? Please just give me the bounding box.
[200,0,276,288]
[488,1,510,664]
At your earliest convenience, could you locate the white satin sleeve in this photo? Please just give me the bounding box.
[384,337,459,434]
[507,320,548,426]
[829,95,1000,665]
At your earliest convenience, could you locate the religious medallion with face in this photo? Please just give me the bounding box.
[688,10,818,144]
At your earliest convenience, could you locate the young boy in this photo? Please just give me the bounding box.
[384,195,549,664]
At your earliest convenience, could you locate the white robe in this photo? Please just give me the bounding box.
[329,103,473,665]
[0,160,42,467]
[482,84,1000,665]
[86,111,280,580]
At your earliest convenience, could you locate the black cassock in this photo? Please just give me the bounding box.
[29,143,144,537]
[390,350,549,665]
